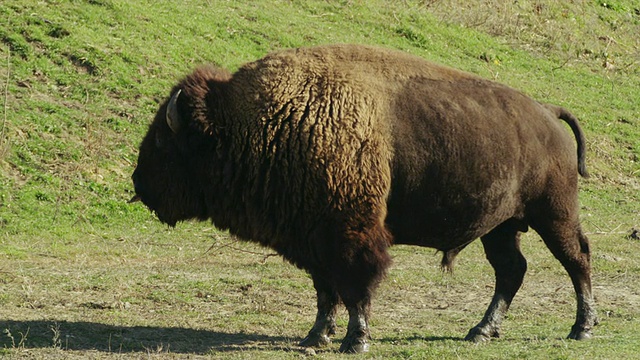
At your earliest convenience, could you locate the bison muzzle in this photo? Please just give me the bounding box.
[131,44,597,353]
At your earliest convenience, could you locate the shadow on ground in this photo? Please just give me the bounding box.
[0,319,297,354]
[0,320,467,354]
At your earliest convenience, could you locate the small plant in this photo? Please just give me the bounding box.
[3,327,28,349]
[50,322,61,349]
[3,329,15,349]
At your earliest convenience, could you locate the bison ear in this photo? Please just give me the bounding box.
[166,89,184,134]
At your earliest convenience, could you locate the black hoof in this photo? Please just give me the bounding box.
[299,333,331,348]
[339,337,369,353]
[464,326,498,343]
[568,327,592,340]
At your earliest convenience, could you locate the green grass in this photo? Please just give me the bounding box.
[1,0,639,358]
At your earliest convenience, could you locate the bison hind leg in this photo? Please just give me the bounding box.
[529,216,597,340]
[466,219,527,342]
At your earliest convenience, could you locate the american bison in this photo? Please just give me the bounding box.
[130,44,597,353]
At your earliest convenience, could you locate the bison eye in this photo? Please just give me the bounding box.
[155,130,165,149]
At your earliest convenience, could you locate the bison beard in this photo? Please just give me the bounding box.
[131,44,597,353]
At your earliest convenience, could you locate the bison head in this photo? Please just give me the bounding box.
[130,67,231,226]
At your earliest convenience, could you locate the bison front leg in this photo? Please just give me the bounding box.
[340,297,373,353]
[466,221,527,342]
[299,273,339,348]
[299,269,376,353]
[334,230,392,353]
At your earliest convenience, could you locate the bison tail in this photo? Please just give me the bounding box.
[544,104,589,178]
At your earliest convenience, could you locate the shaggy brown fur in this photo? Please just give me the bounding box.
[131,44,597,353]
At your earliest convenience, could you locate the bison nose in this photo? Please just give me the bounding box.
[129,183,143,203]
[131,170,143,188]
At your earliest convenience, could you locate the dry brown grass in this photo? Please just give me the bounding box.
[427,0,640,73]
[1,226,639,358]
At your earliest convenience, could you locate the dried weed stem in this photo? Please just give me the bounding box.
[1,46,9,155]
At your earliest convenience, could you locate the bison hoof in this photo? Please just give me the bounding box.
[568,327,592,340]
[339,337,369,354]
[299,333,331,348]
[464,326,499,343]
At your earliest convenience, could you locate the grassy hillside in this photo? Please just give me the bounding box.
[0,1,639,358]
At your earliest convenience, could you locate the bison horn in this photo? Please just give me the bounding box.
[166,89,183,133]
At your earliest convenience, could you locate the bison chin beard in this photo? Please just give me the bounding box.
[154,210,179,227]
[135,195,180,227]
[147,195,209,228]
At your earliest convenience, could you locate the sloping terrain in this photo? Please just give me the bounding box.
[0,1,638,358]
